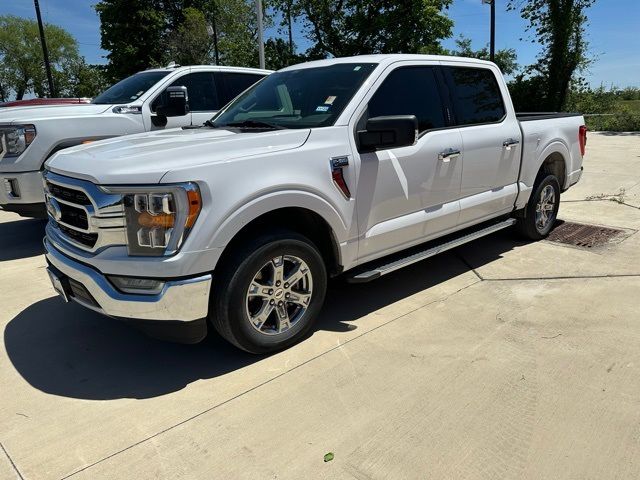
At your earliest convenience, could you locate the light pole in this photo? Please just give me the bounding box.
[482,0,496,63]
[256,0,265,69]
[34,0,55,97]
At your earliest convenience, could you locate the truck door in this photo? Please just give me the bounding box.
[354,64,463,263]
[442,65,522,225]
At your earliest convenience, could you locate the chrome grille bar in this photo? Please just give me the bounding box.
[43,170,126,253]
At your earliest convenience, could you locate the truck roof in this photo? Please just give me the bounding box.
[142,65,273,75]
[280,54,497,71]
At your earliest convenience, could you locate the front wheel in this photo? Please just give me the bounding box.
[210,231,327,354]
[516,174,561,240]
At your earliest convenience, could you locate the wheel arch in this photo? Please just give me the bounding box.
[210,192,349,277]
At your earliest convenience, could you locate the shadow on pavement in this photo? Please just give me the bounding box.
[0,218,47,262]
[4,230,527,401]
[597,131,640,137]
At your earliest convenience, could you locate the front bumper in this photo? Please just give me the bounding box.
[0,170,46,206]
[44,237,212,323]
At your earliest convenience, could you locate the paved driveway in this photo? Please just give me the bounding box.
[1,132,639,479]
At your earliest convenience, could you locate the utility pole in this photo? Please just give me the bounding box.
[207,20,220,65]
[482,0,496,62]
[34,0,56,97]
[256,0,265,69]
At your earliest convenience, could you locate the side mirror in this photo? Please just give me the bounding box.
[156,86,190,118]
[357,115,418,153]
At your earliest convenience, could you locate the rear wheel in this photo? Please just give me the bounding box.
[516,174,561,240]
[210,231,327,354]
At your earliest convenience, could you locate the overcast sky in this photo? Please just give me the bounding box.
[3,0,639,88]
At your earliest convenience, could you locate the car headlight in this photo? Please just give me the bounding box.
[100,183,202,256]
[0,124,37,156]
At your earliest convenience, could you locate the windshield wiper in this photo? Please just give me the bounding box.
[203,119,218,128]
[224,119,286,130]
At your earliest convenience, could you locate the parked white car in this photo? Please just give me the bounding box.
[0,64,271,217]
[43,54,587,352]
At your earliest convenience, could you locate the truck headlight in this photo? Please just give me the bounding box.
[1,124,37,156]
[101,183,201,256]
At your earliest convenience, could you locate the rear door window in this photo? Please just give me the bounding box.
[217,72,267,105]
[367,66,446,133]
[443,67,506,126]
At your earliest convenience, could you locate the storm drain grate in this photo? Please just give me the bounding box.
[547,221,626,248]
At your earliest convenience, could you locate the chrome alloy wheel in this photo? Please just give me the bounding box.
[245,255,313,335]
[535,184,556,231]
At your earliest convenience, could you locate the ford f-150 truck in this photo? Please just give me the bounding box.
[0,64,270,217]
[43,55,587,353]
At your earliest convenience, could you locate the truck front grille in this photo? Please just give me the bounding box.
[59,203,88,230]
[44,171,126,253]
[46,181,91,205]
[59,224,98,248]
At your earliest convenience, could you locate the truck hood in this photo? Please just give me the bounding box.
[0,103,113,124]
[45,127,312,184]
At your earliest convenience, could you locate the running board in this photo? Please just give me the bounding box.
[347,218,516,283]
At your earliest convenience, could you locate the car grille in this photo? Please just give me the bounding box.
[44,171,126,253]
[59,224,98,247]
[46,181,91,205]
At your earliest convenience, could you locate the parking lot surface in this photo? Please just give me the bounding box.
[1,132,639,479]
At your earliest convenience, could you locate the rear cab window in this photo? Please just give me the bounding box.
[443,66,506,126]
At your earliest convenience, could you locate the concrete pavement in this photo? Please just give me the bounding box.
[0,132,639,479]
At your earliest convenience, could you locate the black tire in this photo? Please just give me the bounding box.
[210,230,327,354]
[516,174,561,240]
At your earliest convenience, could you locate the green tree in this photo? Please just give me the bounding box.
[291,0,454,57]
[167,7,213,65]
[95,0,167,82]
[442,36,519,76]
[0,15,80,99]
[508,0,596,111]
[66,62,109,98]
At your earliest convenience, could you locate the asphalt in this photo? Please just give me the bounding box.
[1,132,639,479]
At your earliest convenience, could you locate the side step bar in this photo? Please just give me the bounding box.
[347,218,516,283]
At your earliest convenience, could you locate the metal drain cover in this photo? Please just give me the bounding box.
[547,221,626,248]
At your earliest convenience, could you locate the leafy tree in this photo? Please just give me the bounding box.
[0,15,80,99]
[66,62,110,98]
[167,7,213,65]
[95,0,167,82]
[508,0,596,111]
[442,36,519,76]
[291,0,454,58]
[264,38,307,70]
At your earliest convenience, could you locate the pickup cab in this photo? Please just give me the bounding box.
[43,55,587,353]
[0,64,271,217]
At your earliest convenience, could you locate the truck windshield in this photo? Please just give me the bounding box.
[211,63,377,129]
[92,71,170,105]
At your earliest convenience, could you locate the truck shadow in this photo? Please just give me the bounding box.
[4,230,527,401]
[0,218,47,262]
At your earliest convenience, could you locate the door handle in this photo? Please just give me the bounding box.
[503,138,520,150]
[438,148,461,162]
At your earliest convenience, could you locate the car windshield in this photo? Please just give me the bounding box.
[211,63,378,130]
[92,71,170,105]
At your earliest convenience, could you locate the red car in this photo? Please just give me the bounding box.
[0,98,91,108]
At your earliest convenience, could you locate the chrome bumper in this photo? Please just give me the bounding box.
[44,238,211,322]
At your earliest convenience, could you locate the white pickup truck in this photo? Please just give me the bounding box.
[43,55,587,353]
[0,64,270,217]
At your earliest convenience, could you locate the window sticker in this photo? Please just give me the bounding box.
[324,96,337,105]
[354,66,362,71]
[315,105,330,112]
